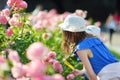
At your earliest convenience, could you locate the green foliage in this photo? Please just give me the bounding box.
[0,17,84,79]
[0,2,84,80]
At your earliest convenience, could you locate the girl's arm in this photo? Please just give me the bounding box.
[76,49,98,80]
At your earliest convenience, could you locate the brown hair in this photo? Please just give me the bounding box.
[61,30,92,54]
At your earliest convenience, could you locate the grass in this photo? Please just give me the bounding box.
[110,48,120,61]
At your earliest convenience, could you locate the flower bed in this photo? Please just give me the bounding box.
[0,0,120,80]
[0,0,85,80]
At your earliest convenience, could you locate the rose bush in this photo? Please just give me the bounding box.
[1,0,119,80]
[0,0,84,80]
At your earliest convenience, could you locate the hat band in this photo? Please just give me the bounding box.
[63,25,85,32]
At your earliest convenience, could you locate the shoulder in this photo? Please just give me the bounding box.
[76,37,102,50]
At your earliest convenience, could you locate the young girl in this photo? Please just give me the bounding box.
[59,14,120,80]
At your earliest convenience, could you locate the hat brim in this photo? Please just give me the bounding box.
[58,23,72,32]
[59,23,86,32]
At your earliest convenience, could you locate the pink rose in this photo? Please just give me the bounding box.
[45,51,56,63]
[13,13,21,18]
[26,42,49,60]
[0,15,7,24]
[16,22,23,27]
[33,21,44,30]
[2,9,11,17]
[25,60,46,77]
[6,28,14,37]
[19,1,27,9]
[36,11,47,20]
[53,60,63,73]
[7,0,15,7]
[8,49,20,63]
[67,74,75,80]
[8,17,17,26]
[46,51,56,59]
[0,55,6,64]
[11,63,26,78]
[47,51,56,58]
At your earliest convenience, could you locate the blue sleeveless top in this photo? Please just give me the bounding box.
[74,37,118,75]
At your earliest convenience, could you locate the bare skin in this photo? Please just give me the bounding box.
[76,49,98,80]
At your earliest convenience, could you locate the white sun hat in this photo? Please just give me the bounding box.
[85,25,101,37]
[59,14,86,32]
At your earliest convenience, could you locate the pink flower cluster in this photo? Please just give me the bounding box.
[0,42,65,80]
[6,28,14,37]
[74,9,87,18]
[26,42,49,61]
[0,9,10,25]
[29,9,71,31]
[45,51,63,74]
[67,74,75,80]
[7,0,27,10]
[9,13,23,27]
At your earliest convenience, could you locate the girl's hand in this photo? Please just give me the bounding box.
[72,69,84,76]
